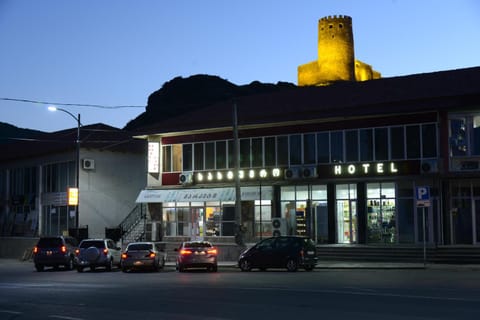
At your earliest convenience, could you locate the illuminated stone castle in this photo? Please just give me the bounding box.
[298,15,381,86]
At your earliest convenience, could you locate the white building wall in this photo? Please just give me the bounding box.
[79,149,145,238]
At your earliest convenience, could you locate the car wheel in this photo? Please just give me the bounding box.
[178,264,185,272]
[77,266,83,273]
[90,266,96,272]
[35,264,44,272]
[106,259,113,271]
[210,265,218,272]
[121,267,128,273]
[65,258,74,270]
[286,259,298,272]
[304,265,314,271]
[239,259,252,272]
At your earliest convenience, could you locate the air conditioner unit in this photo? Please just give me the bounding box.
[179,172,193,185]
[421,159,438,173]
[272,218,287,237]
[301,166,318,178]
[284,168,300,179]
[82,158,95,170]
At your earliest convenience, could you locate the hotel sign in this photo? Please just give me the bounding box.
[318,161,419,179]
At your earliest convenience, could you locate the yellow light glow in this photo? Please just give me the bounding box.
[238,170,245,179]
[207,172,213,181]
[68,187,79,206]
[197,173,204,182]
[216,172,223,180]
[227,171,234,180]
[272,168,281,177]
[259,169,267,178]
[249,170,255,178]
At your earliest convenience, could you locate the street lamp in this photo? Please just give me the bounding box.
[48,106,81,238]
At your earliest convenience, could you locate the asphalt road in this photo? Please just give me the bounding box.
[1,260,480,319]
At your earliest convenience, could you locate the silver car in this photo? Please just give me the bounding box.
[120,242,166,272]
[75,238,122,272]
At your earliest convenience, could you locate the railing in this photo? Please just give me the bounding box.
[120,204,146,241]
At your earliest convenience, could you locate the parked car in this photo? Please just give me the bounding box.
[75,238,121,272]
[33,236,78,272]
[120,242,166,272]
[238,236,318,272]
[175,241,218,272]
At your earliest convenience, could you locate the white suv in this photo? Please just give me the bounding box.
[75,238,121,272]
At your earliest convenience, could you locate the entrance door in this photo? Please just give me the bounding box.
[336,200,357,244]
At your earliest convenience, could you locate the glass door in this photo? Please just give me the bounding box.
[336,184,357,244]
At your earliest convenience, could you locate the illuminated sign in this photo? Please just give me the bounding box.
[195,168,282,183]
[148,142,160,173]
[68,187,79,206]
[333,162,399,176]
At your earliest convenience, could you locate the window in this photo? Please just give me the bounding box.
[374,128,388,160]
[205,142,215,169]
[265,137,276,166]
[360,129,373,161]
[330,131,343,163]
[252,138,263,167]
[345,130,358,162]
[390,127,405,159]
[406,126,421,159]
[317,132,329,163]
[215,141,226,169]
[162,145,172,172]
[194,143,204,171]
[240,139,251,168]
[228,140,235,168]
[182,144,192,171]
[277,136,288,166]
[289,135,302,165]
[449,114,480,156]
[422,124,437,157]
[303,134,316,164]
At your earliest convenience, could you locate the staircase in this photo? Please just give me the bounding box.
[316,245,480,264]
[120,204,149,246]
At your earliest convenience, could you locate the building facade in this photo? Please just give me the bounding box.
[136,67,480,247]
[0,124,146,241]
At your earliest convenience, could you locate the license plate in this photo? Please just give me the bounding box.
[194,251,205,255]
[134,261,143,266]
[307,251,315,255]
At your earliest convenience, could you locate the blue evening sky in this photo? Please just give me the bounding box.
[0,0,479,132]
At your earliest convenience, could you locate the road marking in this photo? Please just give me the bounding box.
[49,315,85,320]
[0,309,22,315]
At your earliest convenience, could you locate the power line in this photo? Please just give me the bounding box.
[0,97,145,109]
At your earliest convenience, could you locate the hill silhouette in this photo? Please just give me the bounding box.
[124,74,295,131]
[0,122,46,144]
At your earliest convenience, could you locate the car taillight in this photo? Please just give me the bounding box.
[75,249,80,256]
[148,252,156,259]
[207,248,217,255]
[180,249,192,255]
[60,245,67,253]
[121,253,128,259]
[33,246,39,254]
[103,248,109,255]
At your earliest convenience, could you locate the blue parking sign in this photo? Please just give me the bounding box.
[416,186,430,207]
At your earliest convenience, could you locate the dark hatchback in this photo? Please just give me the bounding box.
[238,236,318,272]
[175,241,218,272]
[33,236,78,271]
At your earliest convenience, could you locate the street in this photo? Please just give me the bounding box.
[1,260,480,319]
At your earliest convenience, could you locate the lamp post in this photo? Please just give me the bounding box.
[48,106,81,238]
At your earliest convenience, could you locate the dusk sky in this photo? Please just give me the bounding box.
[0,0,479,132]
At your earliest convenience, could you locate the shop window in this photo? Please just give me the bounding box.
[289,134,302,166]
[194,143,204,171]
[390,126,405,159]
[359,129,373,161]
[316,132,330,163]
[449,114,480,156]
[422,124,437,158]
[330,131,343,163]
[374,128,388,160]
[215,141,227,169]
[367,182,396,244]
[252,138,263,167]
[345,130,359,162]
[303,133,316,164]
[406,125,421,159]
[205,142,215,169]
[277,136,289,166]
[163,145,172,172]
[171,144,182,172]
[182,144,193,171]
[264,137,276,166]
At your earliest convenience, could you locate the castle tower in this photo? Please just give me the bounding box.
[317,15,355,82]
[297,15,380,86]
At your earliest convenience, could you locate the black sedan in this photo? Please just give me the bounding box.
[175,241,218,272]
